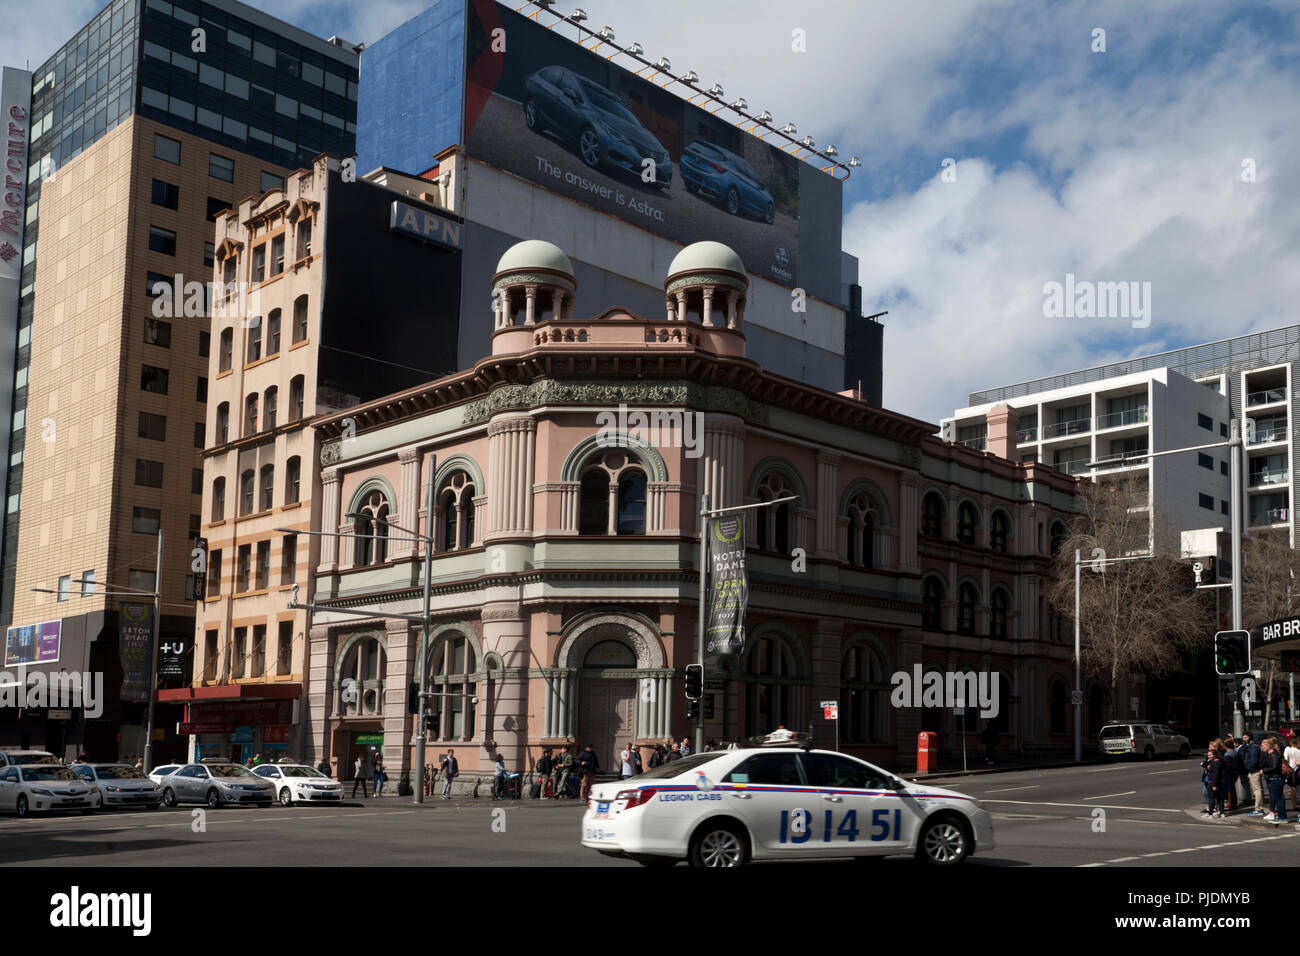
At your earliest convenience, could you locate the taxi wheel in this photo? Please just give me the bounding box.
[689,822,749,868]
[16,795,29,818]
[917,816,970,867]
[162,788,177,808]
[279,788,293,807]
[206,789,223,809]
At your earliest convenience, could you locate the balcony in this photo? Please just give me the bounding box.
[957,437,987,451]
[1016,426,1038,442]
[1093,450,1148,470]
[1248,424,1287,445]
[1249,468,1289,488]
[1043,419,1090,439]
[1247,387,1287,407]
[1250,506,1291,527]
[1096,406,1148,430]
[1056,458,1092,476]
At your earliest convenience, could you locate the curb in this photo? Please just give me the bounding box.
[1181,806,1300,829]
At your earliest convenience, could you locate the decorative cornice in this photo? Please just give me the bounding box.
[493,271,577,294]
[665,272,748,296]
[482,604,523,623]
[463,381,769,429]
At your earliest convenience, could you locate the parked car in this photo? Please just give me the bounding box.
[71,763,163,810]
[159,763,275,808]
[0,749,60,768]
[0,763,97,817]
[252,763,344,805]
[523,65,672,187]
[147,764,182,786]
[679,140,776,223]
[1098,722,1190,759]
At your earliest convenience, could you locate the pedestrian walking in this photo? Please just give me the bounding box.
[351,754,369,798]
[317,758,331,777]
[628,744,643,777]
[577,745,599,800]
[535,748,554,798]
[1241,733,1265,814]
[1261,737,1287,823]
[553,746,575,798]
[1201,745,1225,817]
[492,753,509,800]
[980,722,999,766]
[440,749,458,799]
[1220,737,1241,812]
[372,753,386,798]
[1284,736,1300,820]
[619,742,635,780]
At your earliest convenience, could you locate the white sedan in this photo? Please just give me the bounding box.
[70,763,163,810]
[252,763,344,805]
[581,743,995,867]
[0,763,98,817]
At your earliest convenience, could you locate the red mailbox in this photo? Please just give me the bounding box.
[917,731,937,773]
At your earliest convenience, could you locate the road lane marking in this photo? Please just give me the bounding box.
[1149,768,1188,775]
[1086,765,1132,772]
[1079,831,1299,866]
[1084,791,1137,800]
[984,785,1039,793]
[983,799,1180,813]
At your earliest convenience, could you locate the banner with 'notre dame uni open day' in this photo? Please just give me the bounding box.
[705,514,748,663]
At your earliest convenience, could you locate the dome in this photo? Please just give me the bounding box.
[494,240,574,279]
[666,241,746,281]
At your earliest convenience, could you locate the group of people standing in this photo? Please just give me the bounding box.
[1201,732,1300,822]
[349,752,388,798]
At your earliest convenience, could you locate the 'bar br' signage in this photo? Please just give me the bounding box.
[1257,616,1300,647]
[389,200,461,251]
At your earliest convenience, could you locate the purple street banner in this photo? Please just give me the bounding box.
[119,603,155,704]
[4,619,61,667]
[705,514,748,661]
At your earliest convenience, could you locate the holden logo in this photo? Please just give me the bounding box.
[775,246,790,267]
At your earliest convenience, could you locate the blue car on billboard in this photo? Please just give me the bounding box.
[679,141,776,224]
[523,66,672,188]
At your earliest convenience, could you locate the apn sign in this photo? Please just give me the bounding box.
[389,200,461,251]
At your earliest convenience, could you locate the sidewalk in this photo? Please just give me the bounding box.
[900,752,1104,780]
[1183,805,1300,829]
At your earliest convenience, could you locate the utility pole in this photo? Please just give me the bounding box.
[1230,420,1245,738]
[1074,548,1081,762]
[143,529,163,773]
[414,458,435,804]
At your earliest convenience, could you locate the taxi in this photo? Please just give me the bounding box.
[580,732,994,868]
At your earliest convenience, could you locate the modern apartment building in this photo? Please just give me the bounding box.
[0,0,358,761]
[949,326,1300,547]
[162,154,463,763]
[944,368,1232,551]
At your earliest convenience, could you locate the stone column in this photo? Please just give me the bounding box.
[811,619,841,743]
[318,471,341,572]
[726,291,739,329]
[482,603,529,770]
[487,416,536,538]
[384,618,415,784]
[524,285,537,326]
[393,449,420,560]
[305,623,338,773]
[665,299,675,323]
[675,291,688,323]
[551,289,562,322]
[815,451,840,559]
[897,474,920,573]
[701,288,715,327]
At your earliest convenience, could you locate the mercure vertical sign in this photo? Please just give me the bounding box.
[705,514,748,661]
[0,67,31,529]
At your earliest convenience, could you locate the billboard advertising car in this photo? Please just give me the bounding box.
[464,0,803,288]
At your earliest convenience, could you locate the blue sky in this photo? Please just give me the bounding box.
[5,0,1298,421]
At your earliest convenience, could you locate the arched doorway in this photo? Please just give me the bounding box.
[579,640,637,771]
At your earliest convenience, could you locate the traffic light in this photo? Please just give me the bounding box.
[686,699,700,721]
[408,683,420,714]
[1214,630,1251,675]
[685,663,703,700]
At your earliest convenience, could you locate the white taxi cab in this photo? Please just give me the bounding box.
[581,735,994,868]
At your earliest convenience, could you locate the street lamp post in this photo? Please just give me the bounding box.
[694,493,797,754]
[143,529,163,773]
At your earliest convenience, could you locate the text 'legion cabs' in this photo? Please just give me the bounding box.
[581,734,994,867]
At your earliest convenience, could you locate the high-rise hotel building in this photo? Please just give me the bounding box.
[0,0,358,761]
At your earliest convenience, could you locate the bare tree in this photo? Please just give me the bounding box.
[1049,471,1208,722]
[1242,529,1300,723]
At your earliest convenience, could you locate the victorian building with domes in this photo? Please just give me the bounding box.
[302,237,1085,786]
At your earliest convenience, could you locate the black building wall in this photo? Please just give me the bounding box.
[318,169,463,408]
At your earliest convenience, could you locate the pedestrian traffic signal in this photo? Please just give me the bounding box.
[1214,630,1251,675]
[686,698,700,721]
[685,663,703,700]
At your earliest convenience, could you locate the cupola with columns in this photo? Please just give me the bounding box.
[490,238,748,359]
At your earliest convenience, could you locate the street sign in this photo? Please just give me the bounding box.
[823,705,838,720]
[1071,690,1083,706]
